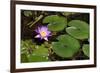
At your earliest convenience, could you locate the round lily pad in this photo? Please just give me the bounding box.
[66,20,89,39]
[43,15,67,31]
[52,35,80,58]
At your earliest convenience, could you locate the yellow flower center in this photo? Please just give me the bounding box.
[40,31,47,37]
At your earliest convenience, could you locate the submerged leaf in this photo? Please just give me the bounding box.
[62,12,76,16]
[28,45,49,62]
[21,40,35,62]
[21,40,35,54]
[23,11,32,17]
[21,40,49,62]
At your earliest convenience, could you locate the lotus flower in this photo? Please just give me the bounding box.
[35,26,51,41]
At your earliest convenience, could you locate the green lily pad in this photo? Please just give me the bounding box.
[66,20,89,39]
[52,35,80,58]
[82,44,89,57]
[43,15,67,31]
[28,54,49,62]
[23,11,32,17]
[28,45,49,62]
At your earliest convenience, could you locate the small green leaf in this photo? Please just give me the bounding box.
[27,45,49,62]
[28,54,48,62]
[43,15,67,31]
[21,39,35,62]
[21,40,49,63]
[24,11,32,17]
[82,44,89,57]
[33,45,49,56]
[66,20,89,39]
[21,53,28,63]
[52,35,80,58]
[21,40,49,62]
[21,40,35,53]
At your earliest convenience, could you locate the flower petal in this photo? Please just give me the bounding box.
[41,26,48,31]
[35,35,41,38]
[47,31,51,35]
[37,27,41,32]
[35,29,39,33]
[44,37,48,41]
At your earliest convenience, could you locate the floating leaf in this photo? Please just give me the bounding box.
[66,20,89,39]
[52,35,80,58]
[82,44,89,57]
[24,11,32,17]
[43,15,67,31]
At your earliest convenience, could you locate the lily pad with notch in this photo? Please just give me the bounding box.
[66,20,89,40]
[43,15,67,31]
[52,35,80,58]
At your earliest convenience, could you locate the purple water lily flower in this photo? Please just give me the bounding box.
[35,26,51,41]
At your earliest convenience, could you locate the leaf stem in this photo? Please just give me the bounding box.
[27,21,34,26]
[72,49,82,60]
[29,15,43,28]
